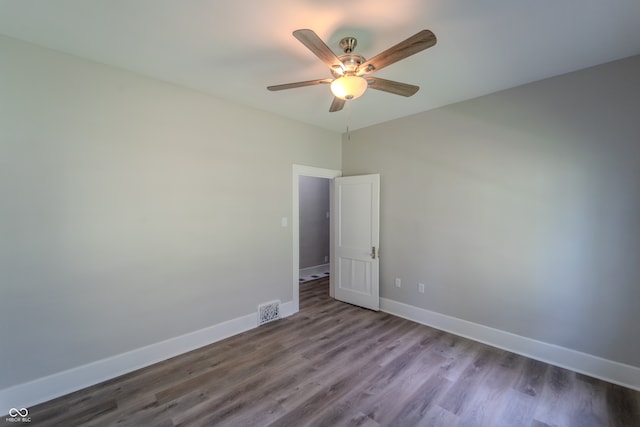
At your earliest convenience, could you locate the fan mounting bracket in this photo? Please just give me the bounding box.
[339,37,357,54]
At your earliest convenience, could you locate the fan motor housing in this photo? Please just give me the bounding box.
[332,54,366,77]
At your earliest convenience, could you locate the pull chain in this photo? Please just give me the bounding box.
[346,101,351,140]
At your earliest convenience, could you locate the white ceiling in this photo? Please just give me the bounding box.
[1,0,639,132]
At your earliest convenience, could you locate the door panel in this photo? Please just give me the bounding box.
[333,174,380,311]
[339,258,371,294]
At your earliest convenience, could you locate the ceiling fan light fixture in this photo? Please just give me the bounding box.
[268,29,436,112]
[330,76,367,100]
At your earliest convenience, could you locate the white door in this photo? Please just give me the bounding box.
[333,174,380,311]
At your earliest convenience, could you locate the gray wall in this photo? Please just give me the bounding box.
[299,176,330,269]
[343,55,640,367]
[0,35,341,388]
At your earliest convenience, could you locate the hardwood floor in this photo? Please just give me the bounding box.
[22,277,640,426]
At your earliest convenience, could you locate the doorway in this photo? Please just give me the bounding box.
[298,175,331,283]
[291,165,341,314]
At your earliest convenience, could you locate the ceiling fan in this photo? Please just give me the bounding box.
[267,29,437,112]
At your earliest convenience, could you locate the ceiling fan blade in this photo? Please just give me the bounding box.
[293,29,344,70]
[267,78,332,91]
[329,97,345,112]
[366,77,419,97]
[357,30,436,75]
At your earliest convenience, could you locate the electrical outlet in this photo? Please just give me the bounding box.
[418,283,425,294]
[324,255,329,263]
[395,278,402,288]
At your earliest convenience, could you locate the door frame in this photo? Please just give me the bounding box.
[292,164,342,314]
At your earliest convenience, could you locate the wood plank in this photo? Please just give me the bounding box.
[570,373,610,427]
[606,382,640,427]
[532,365,575,427]
[515,357,549,397]
[454,350,525,427]
[492,388,539,427]
[438,346,499,415]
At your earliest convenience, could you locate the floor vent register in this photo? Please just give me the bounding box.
[257,300,281,326]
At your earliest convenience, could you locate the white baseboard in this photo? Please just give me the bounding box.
[1,302,296,414]
[6,297,635,415]
[380,298,640,391]
[299,263,329,279]
[280,300,296,318]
